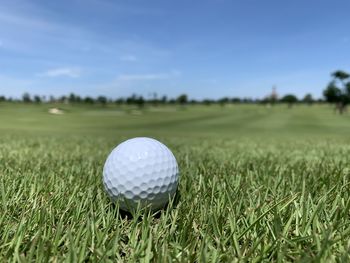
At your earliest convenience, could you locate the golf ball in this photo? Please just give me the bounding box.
[103,137,179,212]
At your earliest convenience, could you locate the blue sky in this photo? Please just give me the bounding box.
[0,0,349,100]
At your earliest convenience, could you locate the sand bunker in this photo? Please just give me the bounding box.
[48,108,64,115]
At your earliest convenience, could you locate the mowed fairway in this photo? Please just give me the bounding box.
[0,103,350,262]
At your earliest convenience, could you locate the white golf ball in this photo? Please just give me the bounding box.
[103,137,179,212]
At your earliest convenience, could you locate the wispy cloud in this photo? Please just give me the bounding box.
[116,70,181,81]
[86,0,164,16]
[120,55,137,62]
[117,73,168,81]
[0,3,171,62]
[0,11,55,31]
[39,67,82,78]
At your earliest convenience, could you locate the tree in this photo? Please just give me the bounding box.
[231,97,241,103]
[22,93,31,103]
[218,97,229,107]
[280,94,298,108]
[68,93,82,103]
[97,96,107,105]
[84,96,94,104]
[332,70,350,81]
[58,96,68,104]
[135,96,145,108]
[176,94,188,105]
[302,93,314,105]
[33,95,42,103]
[0,96,6,102]
[323,81,341,103]
[346,82,350,96]
[115,98,125,105]
[126,94,137,105]
[202,99,214,106]
[323,70,350,114]
[160,95,167,104]
[242,97,253,104]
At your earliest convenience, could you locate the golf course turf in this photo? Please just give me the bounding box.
[0,103,349,262]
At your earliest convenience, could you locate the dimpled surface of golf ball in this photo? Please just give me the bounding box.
[103,137,179,212]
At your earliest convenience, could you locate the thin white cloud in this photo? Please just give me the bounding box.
[0,5,171,63]
[86,0,163,16]
[117,70,181,81]
[39,67,82,78]
[117,73,168,81]
[120,55,137,62]
[0,12,55,31]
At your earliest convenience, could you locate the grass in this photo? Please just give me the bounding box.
[0,103,350,262]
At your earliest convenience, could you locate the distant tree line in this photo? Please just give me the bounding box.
[0,92,323,107]
[2,70,349,110]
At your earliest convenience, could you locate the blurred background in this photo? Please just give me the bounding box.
[0,0,350,139]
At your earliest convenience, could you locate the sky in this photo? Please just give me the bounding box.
[0,0,349,100]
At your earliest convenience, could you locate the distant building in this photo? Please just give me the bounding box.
[270,86,278,103]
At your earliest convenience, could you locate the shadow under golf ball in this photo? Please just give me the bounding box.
[106,190,181,220]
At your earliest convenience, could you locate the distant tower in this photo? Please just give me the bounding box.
[271,85,278,104]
